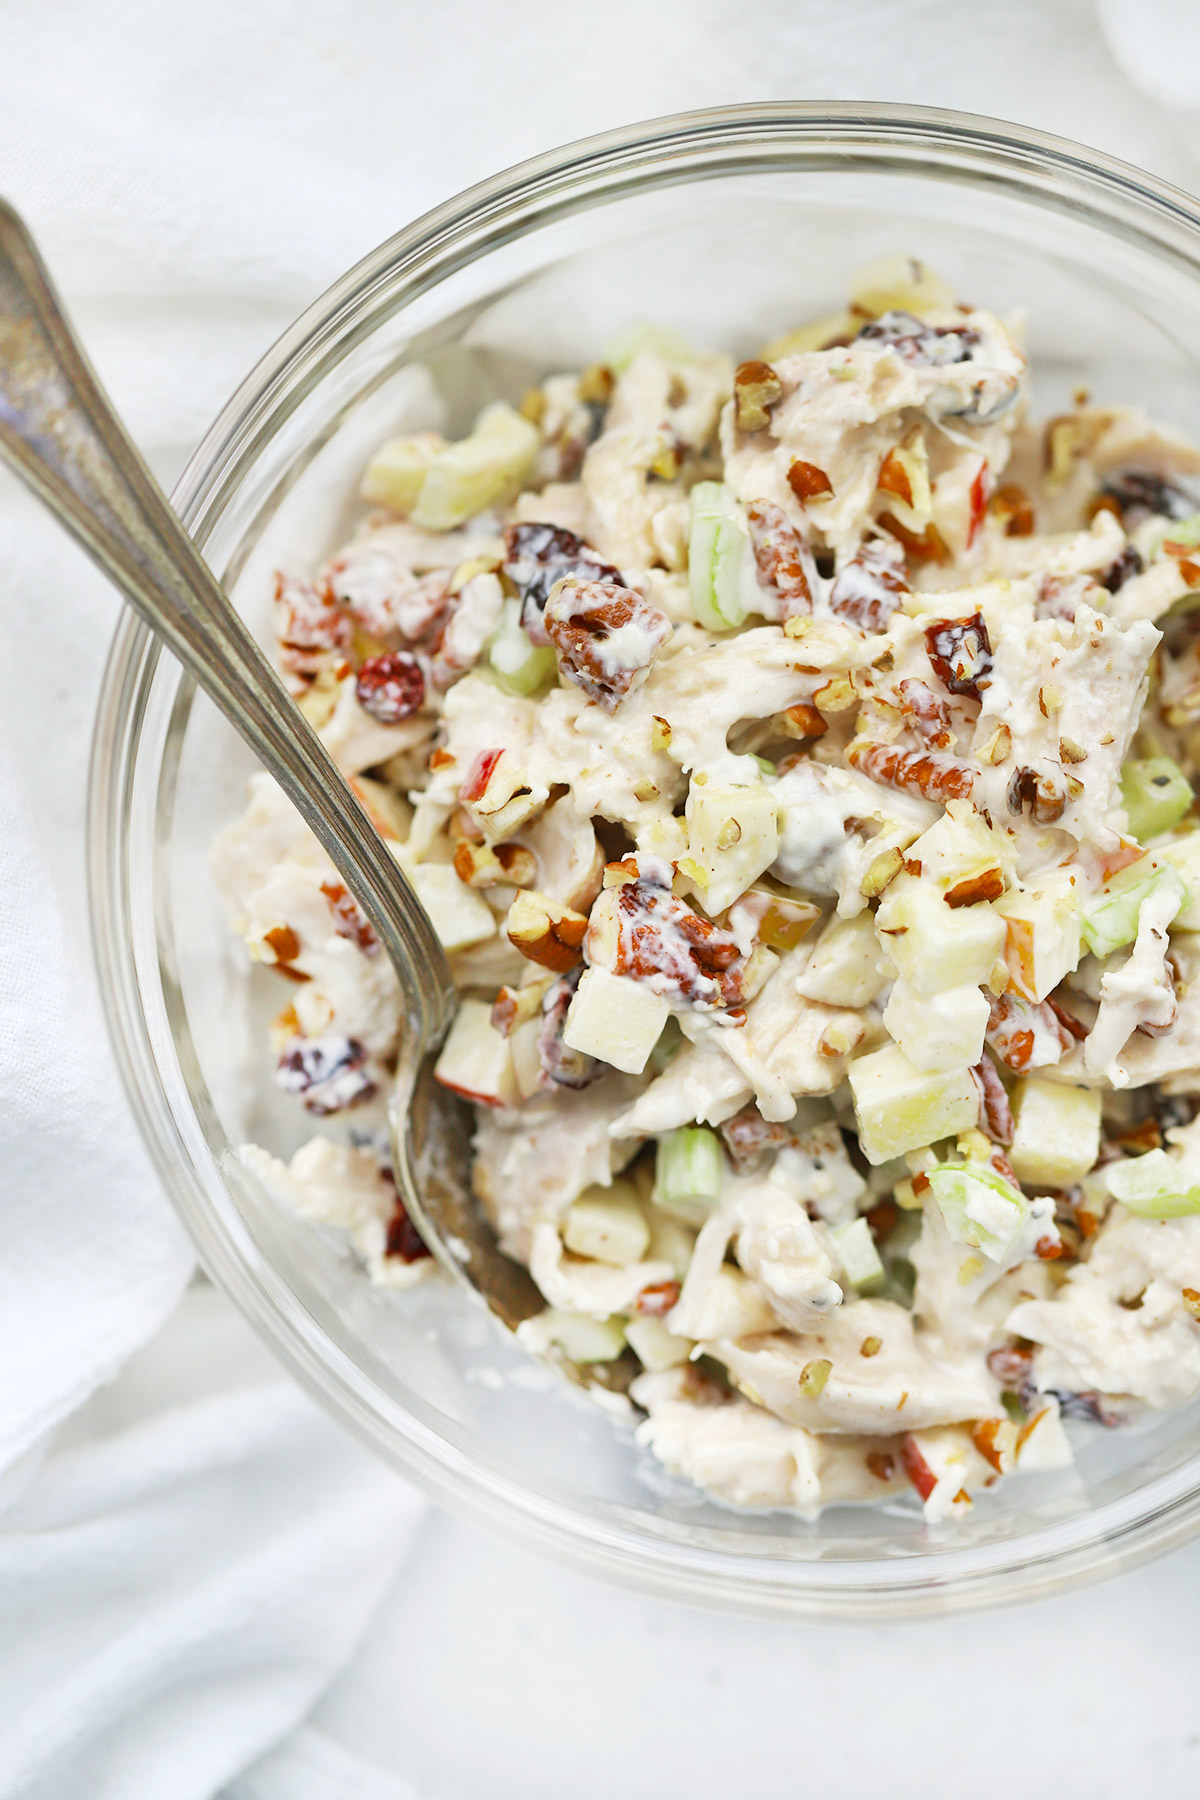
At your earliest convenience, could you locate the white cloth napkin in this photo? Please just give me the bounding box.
[2,2,1200,1796]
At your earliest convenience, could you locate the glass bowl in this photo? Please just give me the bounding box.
[89,102,1200,1619]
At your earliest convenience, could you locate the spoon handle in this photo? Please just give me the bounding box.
[0,198,454,1046]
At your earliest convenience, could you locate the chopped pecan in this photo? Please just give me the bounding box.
[274,572,352,687]
[986,992,1079,1072]
[733,359,783,432]
[1035,571,1102,622]
[924,613,992,699]
[719,1105,795,1167]
[777,702,828,741]
[320,880,379,954]
[970,1055,1014,1142]
[945,867,1005,907]
[635,1279,683,1317]
[991,483,1035,536]
[879,512,951,564]
[453,839,538,889]
[1006,764,1067,825]
[543,578,672,712]
[897,677,954,749]
[787,459,834,502]
[506,889,589,973]
[745,500,814,617]
[848,740,976,802]
[866,1450,896,1482]
[587,853,749,1009]
[501,522,621,644]
[829,537,909,633]
[263,924,301,967]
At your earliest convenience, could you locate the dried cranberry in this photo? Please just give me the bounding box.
[923,613,992,698]
[857,309,980,366]
[386,1200,432,1263]
[1101,469,1197,526]
[1100,545,1144,593]
[501,522,621,642]
[355,651,425,724]
[275,1035,376,1114]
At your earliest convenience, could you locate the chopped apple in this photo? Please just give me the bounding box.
[519,1308,627,1365]
[876,874,1005,993]
[904,801,1010,903]
[624,1315,695,1371]
[563,1182,651,1266]
[684,779,780,915]
[676,1268,778,1340]
[434,998,519,1107]
[562,966,669,1074]
[1009,1077,1102,1189]
[994,871,1082,1002]
[360,430,445,513]
[1154,827,1200,929]
[404,862,498,951]
[883,978,990,1074]
[849,253,955,318]
[410,403,539,530]
[795,911,888,1006]
[848,1043,980,1165]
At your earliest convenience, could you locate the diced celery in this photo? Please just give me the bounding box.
[653,1125,725,1226]
[1120,757,1194,842]
[604,320,695,373]
[687,482,758,631]
[487,598,557,696]
[831,1216,885,1292]
[928,1162,1031,1262]
[410,403,539,530]
[1105,1148,1200,1218]
[1080,856,1185,960]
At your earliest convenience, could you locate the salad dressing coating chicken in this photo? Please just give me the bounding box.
[217,255,1200,1521]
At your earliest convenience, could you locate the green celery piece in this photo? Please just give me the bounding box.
[1081,857,1185,960]
[653,1125,724,1226]
[1120,757,1194,842]
[487,599,557,696]
[1106,1148,1200,1218]
[687,482,755,631]
[831,1216,885,1292]
[928,1161,1030,1261]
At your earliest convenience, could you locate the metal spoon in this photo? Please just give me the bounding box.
[0,199,555,1345]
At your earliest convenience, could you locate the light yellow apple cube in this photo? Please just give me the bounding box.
[994,871,1083,1003]
[875,874,1005,993]
[625,1315,694,1371]
[562,967,670,1074]
[848,1042,981,1165]
[1009,1078,1102,1189]
[684,780,780,915]
[360,431,445,514]
[795,912,887,1007]
[434,998,519,1108]
[405,862,498,952]
[882,979,990,1073]
[563,1182,650,1267]
[1155,829,1200,929]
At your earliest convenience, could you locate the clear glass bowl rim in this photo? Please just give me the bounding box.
[88,101,1200,1620]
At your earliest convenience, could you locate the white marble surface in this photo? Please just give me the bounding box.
[5,2,1200,1793]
